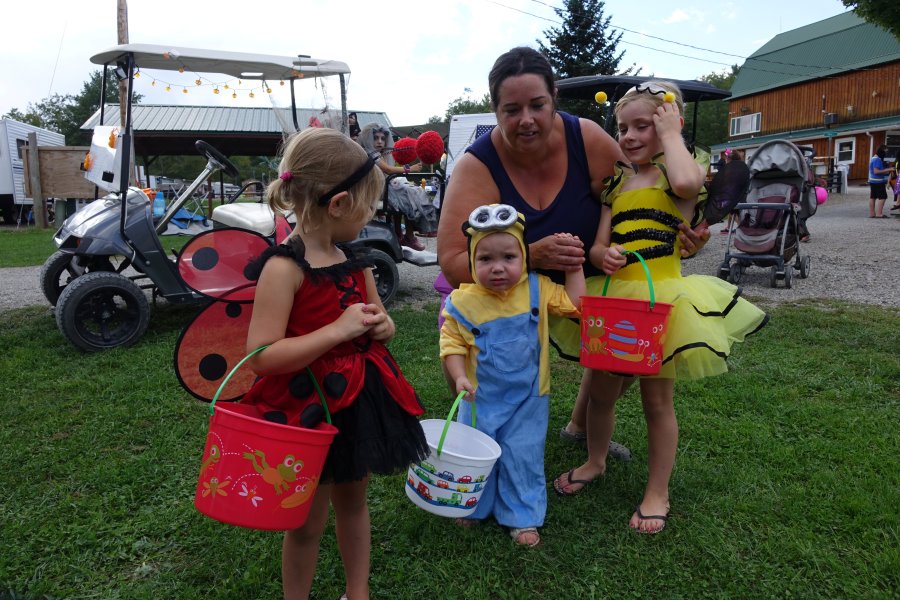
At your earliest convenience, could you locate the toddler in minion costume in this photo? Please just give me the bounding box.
[440,204,585,547]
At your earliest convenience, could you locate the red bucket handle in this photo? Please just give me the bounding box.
[600,250,656,308]
[209,345,332,425]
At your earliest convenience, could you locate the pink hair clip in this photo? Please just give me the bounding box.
[279,171,293,182]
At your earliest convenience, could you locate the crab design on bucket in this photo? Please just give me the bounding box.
[583,315,608,354]
[244,450,304,495]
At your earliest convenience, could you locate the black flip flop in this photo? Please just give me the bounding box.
[632,505,670,534]
[553,469,595,497]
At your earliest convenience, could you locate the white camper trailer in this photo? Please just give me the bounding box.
[446,112,497,179]
[0,118,65,223]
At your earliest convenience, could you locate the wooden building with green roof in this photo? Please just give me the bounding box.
[712,11,900,186]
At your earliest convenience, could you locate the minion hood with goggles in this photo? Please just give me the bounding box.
[462,203,529,285]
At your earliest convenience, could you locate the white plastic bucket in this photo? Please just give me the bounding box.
[405,393,501,518]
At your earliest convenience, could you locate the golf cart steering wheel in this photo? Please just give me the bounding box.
[195,140,240,178]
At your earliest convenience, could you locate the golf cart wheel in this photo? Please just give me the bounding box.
[40,251,119,306]
[727,262,744,285]
[784,265,793,289]
[799,255,811,279]
[769,266,779,288]
[368,248,399,307]
[55,271,150,352]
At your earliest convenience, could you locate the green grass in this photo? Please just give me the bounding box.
[0,227,192,268]
[0,299,897,599]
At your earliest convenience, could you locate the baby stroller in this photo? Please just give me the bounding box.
[717,140,817,289]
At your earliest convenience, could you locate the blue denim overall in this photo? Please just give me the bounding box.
[444,272,548,528]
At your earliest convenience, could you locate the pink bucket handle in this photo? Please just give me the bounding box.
[209,345,332,425]
[601,250,656,307]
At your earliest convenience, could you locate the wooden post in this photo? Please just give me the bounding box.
[117,0,129,131]
[26,133,48,228]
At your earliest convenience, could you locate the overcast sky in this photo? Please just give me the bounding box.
[3,0,850,126]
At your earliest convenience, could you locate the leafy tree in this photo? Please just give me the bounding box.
[537,0,635,122]
[443,93,492,121]
[842,1,900,39]
[683,66,739,148]
[2,70,137,145]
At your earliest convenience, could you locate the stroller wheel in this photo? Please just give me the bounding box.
[769,266,779,288]
[799,255,810,279]
[727,262,743,285]
[717,264,730,281]
[783,266,793,289]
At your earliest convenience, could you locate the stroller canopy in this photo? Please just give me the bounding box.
[747,140,813,181]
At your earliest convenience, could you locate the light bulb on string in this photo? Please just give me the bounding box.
[178,67,185,73]
[213,88,219,95]
[224,84,229,90]
[266,87,272,94]
[183,88,188,94]
[195,79,202,86]
[134,71,140,78]
[232,92,237,99]
[238,79,242,85]
[165,85,171,91]
[249,91,255,98]
[151,80,156,86]
[279,80,285,86]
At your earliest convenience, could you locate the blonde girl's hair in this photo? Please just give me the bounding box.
[615,80,685,118]
[266,128,384,233]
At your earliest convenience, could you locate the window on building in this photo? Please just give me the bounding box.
[835,138,855,164]
[730,113,761,136]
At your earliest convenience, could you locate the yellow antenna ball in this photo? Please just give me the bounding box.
[663,91,676,103]
[594,91,608,104]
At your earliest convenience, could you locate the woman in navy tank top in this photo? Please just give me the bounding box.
[436,47,709,463]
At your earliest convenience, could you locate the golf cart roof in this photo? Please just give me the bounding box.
[90,43,350,80]
[557,75,730,103]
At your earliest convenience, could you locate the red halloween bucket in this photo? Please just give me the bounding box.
[580,251,673,376]
[194,347,338,531]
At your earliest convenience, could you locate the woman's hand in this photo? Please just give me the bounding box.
[678,222,710,258]
[529,234,585,272]
[602,244,627,275]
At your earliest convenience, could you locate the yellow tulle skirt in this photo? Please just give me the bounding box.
[550,272,768,380]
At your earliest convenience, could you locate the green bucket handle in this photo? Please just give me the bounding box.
[209,345,332,426]
[436,391,476,457]
[600,249,656,309]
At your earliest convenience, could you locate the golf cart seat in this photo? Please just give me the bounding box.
[213,203,289,237]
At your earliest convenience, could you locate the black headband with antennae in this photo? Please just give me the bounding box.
[317,154,377,206]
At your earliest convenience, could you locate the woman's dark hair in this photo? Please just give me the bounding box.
[876,145,887,159]
[488,47,556,110]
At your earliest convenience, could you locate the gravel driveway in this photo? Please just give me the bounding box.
[2,188,897,315]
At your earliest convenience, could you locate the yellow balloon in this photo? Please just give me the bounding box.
[594,91,608,104]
